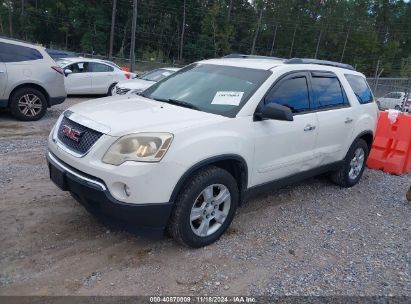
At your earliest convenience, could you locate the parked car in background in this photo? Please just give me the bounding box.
[112,67,180,95]
[0,37,66,121]
[56,58,136,95]
[46,49,77,60]
[376,91,410,110]
[47,56,378,247]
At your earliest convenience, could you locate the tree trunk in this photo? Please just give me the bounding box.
[179,0,186,61]
[251,7,263,55]
[314,29,322,59]
[289,25,297,58]
[269,25,278,56]
[340,27,350,62]
[227,0,233,23]
[130,0,137,71]
[119,18,130,58]
[109,0,117,60]
[0,13,4,34]
[212,21,217,57]
[8,1,13,37]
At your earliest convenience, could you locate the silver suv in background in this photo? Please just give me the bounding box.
[0,37,66,121]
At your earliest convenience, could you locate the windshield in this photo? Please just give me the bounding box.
[143,64,271,117]
[56,60,70,67]
[141,69,175,82]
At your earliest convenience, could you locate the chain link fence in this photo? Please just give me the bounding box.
[366,77,411,112]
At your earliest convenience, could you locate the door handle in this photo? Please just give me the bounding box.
[345,117,353,124]
[304,124,316,131]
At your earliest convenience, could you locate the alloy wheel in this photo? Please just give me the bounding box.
[190,184,231,237]
[349,147,365,180]
[18,94,42,117]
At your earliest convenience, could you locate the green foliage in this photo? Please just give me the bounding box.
[0,0,410,76]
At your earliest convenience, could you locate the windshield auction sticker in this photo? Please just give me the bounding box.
[211,91,244,106]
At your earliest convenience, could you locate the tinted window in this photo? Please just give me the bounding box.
[0,42,43,62]
[68,62,89,73]
[345,74,373,104]
[311,76,346,109]
[143,64,271,117]
[90,62,114,72]
[265,77,310,113]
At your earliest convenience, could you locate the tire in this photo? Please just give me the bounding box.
[168,166,239,248]
[9,87,47,121]
[394,105,401,111]
[107,83,117,96]
[330,139,369,188]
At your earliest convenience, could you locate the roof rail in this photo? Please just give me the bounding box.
[285,58,355,71]
[223,54,285,61]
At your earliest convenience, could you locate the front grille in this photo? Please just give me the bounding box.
[57,117,103,155]
[115,86,131,95]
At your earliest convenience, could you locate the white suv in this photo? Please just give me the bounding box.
[47,56,378,247]
[0,37,66,121]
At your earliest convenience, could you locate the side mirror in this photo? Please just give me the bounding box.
[64,69,73,76]
[255,103,293,121]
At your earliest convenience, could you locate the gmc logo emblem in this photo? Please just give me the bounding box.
[62,125,83,142]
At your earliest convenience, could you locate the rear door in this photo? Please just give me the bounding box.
[310,71,354,165]
[64,62,92,94]
[252,72,319,185]
[89,62,114,94]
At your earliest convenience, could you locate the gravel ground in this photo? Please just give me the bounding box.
[0,97,410,297]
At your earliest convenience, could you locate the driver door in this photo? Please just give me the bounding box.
[252,72,319,186]
[0,62,6,98]
[64,62,92,94]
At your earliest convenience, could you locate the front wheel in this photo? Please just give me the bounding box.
[168,166,239,248]
[330,139,369,188]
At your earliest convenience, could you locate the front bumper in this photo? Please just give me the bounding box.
[47,152,173,235]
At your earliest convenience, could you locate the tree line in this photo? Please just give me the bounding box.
[0,0,410,76]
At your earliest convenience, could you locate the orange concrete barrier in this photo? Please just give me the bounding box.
[367,112,411,175]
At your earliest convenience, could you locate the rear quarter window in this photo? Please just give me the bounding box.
[345,74,374,104]
[0,42,43,63]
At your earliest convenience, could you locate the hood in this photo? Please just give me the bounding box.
[67,96,225,137]
[116,79,155,91]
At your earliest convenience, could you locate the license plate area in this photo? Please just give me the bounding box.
[49,164,68,191]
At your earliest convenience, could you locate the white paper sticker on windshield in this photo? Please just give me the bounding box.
[211,91,244,106]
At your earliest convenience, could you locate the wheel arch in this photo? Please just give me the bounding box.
[9,83,50,107]
[169,155,249,205]
[355,130,374,151]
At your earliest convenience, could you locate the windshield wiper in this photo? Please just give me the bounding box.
[150,97,199,110]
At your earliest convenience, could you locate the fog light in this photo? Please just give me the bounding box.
[124,184,131,197]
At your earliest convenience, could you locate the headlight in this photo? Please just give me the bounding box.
[102,133,173,165]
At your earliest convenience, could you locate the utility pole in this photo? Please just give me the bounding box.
[289,24,297,58]
[109,0,117,60]
[130,0,137,72]
[179,0,186,61]
[340,27,350,62]
[269,24,278,56]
